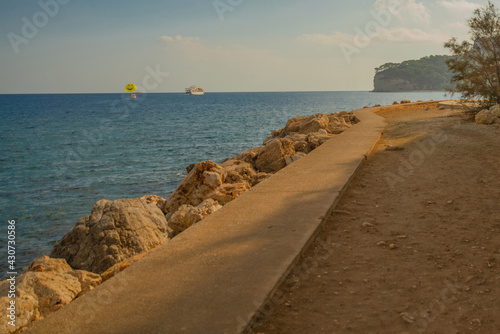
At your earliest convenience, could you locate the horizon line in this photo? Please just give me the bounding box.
[0,90,453,95]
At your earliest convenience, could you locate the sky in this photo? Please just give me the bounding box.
[0,0,489,93]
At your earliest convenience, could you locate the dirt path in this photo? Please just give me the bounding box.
[251,104,500,334]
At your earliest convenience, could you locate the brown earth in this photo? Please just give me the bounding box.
[251,104,500,334]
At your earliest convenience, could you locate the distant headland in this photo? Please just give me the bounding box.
[372,55,455,93]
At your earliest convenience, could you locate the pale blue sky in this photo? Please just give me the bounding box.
[0,0,489,93]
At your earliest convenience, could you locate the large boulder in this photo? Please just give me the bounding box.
[168,199,223,235]
[306,133,335,151]
[475,109,497,125]
[209,182,251,204]
[163,161,226,213]
[283,116,308,135]
[221,159,257,185]
[298,114,330,134]
[284,133,309,153]
[273,112,357,138]
[327,114,351,134]
[489,104,500,117]
[140,194,168,211]
[271,128,284,137]
[221,159,270,186]
[231,146,261,166]
[0,256,101,334]
[255,138,296,173]
[163,161,254,215]
[342,113,360,124]
[284,152,307,166]
[51,198,170,274]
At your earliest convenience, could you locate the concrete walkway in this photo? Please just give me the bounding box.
[26,108,386,334]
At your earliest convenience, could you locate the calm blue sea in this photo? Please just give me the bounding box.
[0,91,450,277]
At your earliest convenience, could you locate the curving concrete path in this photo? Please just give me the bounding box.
[26,108,386,334]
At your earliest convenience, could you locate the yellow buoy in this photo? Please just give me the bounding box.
[125,83,137,93]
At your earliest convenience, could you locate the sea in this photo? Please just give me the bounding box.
[0,91,450,278]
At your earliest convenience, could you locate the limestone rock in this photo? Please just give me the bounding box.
[163,161,227,213]
[271,128,284,137]
[255,138,296,173]
[263,135,274,145]
[209,182,251,205]
[298,114,330,134]
[274,112,357,138]
[140,194,167,211]
[475,109,497,125]
[164,161,255,216]
[232,146,261,165]
[221,159,257,185]
[168,198,223,235]
[285,133,308,142]
[327,114,351,134]
[306,133,335,150]
[283,116,308,135]
[401,100,411,104]
[283,133,309,153]
[185,163,196,173]
[342,113,359,124]
[0,256,101,334]
[489,104,500,117]
[284,152,307,166]
[51,198,170,274]
[253,172,272,185]
[393,101,399,105]
[221,159,270,187]
[292,140,308,153]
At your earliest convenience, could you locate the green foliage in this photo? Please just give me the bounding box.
[444,1,500,108]
[375,55,455,91]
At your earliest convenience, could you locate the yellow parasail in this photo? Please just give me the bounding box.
[125,83,137,93]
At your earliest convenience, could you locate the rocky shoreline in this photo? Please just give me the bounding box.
[0,110,359,333]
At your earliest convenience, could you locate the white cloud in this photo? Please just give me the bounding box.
[157,35,201,45]
[374,0,431,25]
[437,0,482,12]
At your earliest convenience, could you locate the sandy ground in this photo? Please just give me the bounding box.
[251,104,500,334]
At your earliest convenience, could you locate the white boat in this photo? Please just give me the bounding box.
[185,85,205,95]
